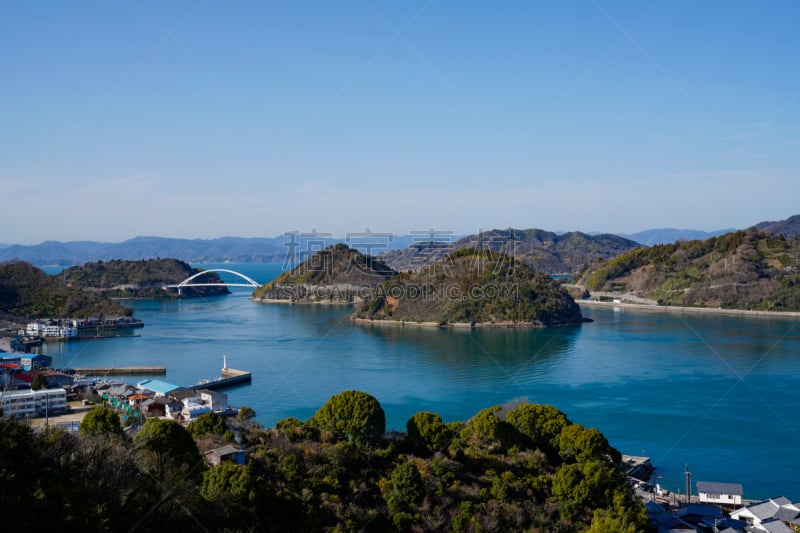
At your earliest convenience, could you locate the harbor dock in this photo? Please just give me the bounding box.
[189,367,252,391]
[73,366,167,376]
[189,356,252,391]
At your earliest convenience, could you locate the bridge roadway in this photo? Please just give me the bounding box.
[163,268,262,295]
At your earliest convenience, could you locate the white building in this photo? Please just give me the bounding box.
[730,497,800,527]
[197,389,228,411]
[25,322,77,338]
[59,326,78,338]
[0,388,68,419]
[43,325,61,337]
[696,481,743,506]
[182,397,211,421]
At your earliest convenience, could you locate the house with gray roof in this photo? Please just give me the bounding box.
[205,444,245,466]
[731,497,800,528]
[697,481,743,506]
[746,518,796,533]
[645,501,698,533]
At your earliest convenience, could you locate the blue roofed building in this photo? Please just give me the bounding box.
[137,379,180,398]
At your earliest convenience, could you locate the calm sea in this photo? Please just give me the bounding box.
[41,263,800,500]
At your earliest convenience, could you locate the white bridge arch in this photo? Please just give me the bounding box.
[163,268,261,294]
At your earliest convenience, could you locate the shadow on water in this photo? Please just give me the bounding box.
[357,321,582,371]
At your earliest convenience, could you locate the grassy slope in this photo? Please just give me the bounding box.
[578,229,800,310]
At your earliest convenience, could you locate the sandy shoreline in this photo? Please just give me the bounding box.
[577,299,800,319]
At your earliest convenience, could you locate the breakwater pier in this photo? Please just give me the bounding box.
[73,366,167,376]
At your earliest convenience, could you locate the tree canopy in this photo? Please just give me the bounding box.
[0,392,645,532]
[310,390,386,444]
[79,405,125,439]
[134,418,203,483]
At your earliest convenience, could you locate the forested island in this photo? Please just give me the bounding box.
[577,229,800,311]
[252,245,585,327]
[0,391,645,532]
[0,260,132,321]
[0,258,229,330]
[252,243,395,303]
[63,258,229,298]
[357,248,586,327]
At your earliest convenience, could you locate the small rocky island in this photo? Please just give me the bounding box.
[252,244,396,303]
[355,248,587,327]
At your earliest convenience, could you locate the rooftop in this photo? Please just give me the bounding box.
[206,444,242,457]
[696,481,743,495]
[136,379,180,395]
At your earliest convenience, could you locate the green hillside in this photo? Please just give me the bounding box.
[0,393,645,532]
[578,229,800,310]
[253,244,395,302]
[357,248,586,326]
[0,261,132,319]
[63,258,229,298]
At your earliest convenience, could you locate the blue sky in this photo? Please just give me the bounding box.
[2,1,799,244]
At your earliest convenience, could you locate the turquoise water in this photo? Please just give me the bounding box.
[41,263,800,499]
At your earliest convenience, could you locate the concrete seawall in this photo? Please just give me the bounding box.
[578,300,800,319]
[74,366,167,375]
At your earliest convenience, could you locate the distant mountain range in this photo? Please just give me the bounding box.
[2,214,797,267]
[0,234,422,267]
[381,229,639,274]
[618,228,735,246]
[617,214,800,245]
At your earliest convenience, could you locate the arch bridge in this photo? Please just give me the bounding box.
[163,268,261,295]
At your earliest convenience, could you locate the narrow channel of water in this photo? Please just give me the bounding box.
[41,263,800,499]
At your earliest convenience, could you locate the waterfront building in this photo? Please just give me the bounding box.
[697,481,744,506]
[25,321,78,338]
[182,397,211,421]
[26,322,47,336]
[136,379,180,398]
[0,388,67,419]
[196,389,228,411]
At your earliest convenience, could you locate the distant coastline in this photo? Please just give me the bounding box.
[578,299,800,319]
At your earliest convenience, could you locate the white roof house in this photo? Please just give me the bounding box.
[731,497,800,527]
[182,397,211,421]
[696,481,744,506]
[746,518,796,533]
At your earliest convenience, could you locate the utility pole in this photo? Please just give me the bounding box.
[685,464,691,506]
